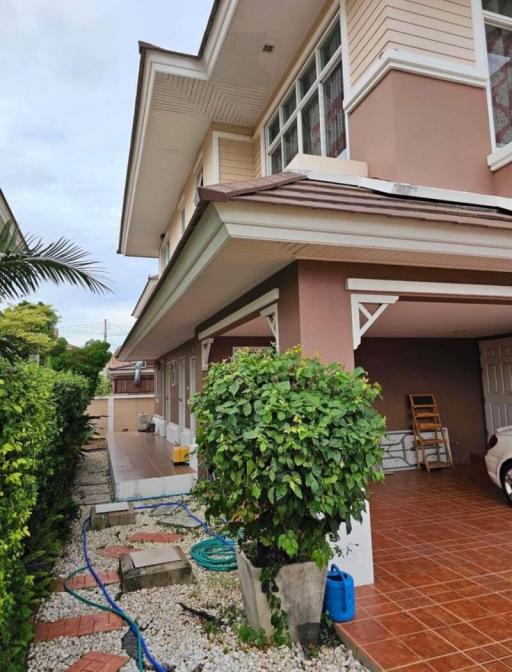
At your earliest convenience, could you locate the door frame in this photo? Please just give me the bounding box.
[189,356,197,438]
[178,357,186,434]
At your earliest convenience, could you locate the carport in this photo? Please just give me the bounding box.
[348,278,512,469]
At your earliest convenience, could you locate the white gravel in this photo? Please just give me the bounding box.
[28,451,368,672]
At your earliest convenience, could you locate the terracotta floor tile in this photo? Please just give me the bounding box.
[402,630,457,659]
[471,593,512,615]
[379,611,427,637]
[336,617,391,645]
[426,652,477,671]
[444,599,492,622]
[364,637,422,669]
[470,616,512,642]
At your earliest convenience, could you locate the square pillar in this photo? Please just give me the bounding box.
[297,261,354,368]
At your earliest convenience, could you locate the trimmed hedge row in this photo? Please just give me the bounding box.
[0,358,91,671]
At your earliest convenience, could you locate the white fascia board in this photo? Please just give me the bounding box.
[487,142,512,172]
[203,0,239,79]
[292,170,512,213]
[344,48,488,115]
[198,288,280,340]
[121,207,229,359]
[218,201,512,261]
[346,278,512,301]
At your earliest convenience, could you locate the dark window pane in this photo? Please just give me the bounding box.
[483,0,512,17]
[268,115,280,144]
[320,23,341,69]
[299,59,317,98]
[283,121,298,166]
[486,24,512,146]
[324,63,346,157]
[270,143,282,174]
[282,89,296,122]
[302,92,321,155]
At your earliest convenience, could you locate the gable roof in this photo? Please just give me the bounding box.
[198,172,512,230]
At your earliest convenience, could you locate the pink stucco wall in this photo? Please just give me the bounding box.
[349,71,496,194]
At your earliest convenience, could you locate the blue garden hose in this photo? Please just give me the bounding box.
[65,498,236,672]
[81,516,168,672]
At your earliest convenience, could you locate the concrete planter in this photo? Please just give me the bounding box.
[236,549,327,644]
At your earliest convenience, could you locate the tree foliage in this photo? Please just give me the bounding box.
[0,359,91,671]
[0,301,59,358]
[0,220,110,301]
[192,347,386,570]
[52,339,111,395]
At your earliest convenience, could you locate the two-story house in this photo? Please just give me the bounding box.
[117,0,512,582]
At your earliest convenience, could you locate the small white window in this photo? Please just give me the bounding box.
[170,361,177,386]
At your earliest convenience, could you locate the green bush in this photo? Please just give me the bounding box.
[0,358,91,671]
[192,347,386,568]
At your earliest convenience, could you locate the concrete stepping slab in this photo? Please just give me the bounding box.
[119,545,193,592]
[90,502,136,530]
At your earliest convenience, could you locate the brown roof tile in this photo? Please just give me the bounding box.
[198,172,512,230]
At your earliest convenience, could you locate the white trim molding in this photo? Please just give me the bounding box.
[260,302,279,352]
[351,294,398,349]
[346,278,512,301]
[344,49,488,115]
[201,338,214,372]
[198,288,280,340]
[487,142,512,172]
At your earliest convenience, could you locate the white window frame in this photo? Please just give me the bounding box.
[478,1,512,168]
[265,14,347,174]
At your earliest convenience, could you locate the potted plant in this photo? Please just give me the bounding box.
[191,347,385,644]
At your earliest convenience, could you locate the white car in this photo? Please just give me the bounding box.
[486,426,512,504]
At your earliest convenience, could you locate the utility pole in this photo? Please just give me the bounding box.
[103,318,107,342]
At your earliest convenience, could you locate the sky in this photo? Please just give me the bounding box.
[0,0,213,348]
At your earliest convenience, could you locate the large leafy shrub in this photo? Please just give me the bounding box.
[0,358,91,671]
[192,347,386,568]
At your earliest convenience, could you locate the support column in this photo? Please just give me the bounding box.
[297,261,355,368]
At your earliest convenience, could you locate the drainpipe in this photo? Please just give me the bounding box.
[134,361,143,386]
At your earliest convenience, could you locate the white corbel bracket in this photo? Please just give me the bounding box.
[351,294,399,349]
[201,338,214,371]
[260,303,279,352]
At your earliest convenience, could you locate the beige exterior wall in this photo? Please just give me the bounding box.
[159,123,256,267]
[88,398,108,436]
[218,137,257,182]
[346,0,476,84]
[113,396,155,432]
[87,395,156,434]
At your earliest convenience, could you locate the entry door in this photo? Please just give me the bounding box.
[178,357,186,433]
[479,337,512,436]
[189,357,196,438]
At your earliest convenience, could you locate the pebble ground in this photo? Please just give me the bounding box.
[27,449,369,672]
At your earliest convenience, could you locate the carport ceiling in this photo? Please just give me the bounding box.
[366,301,512,339]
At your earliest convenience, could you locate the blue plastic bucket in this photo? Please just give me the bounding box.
[324,564,355,623]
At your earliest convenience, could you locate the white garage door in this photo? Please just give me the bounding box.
[479,337,512,436]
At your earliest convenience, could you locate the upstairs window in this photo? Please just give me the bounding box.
[483,1,512,146]
[265,17,346,174]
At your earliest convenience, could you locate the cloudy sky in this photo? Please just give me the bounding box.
[0,0,213,347]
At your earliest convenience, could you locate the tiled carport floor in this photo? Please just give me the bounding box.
[336,464,512,672]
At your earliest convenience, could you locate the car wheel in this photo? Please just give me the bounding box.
[500,460,512,506]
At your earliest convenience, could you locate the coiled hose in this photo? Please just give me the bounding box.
[65,498,236,672]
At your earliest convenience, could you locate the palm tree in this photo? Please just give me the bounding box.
[0,220,110,301]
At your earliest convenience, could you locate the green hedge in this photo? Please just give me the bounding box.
[0,358,91,671]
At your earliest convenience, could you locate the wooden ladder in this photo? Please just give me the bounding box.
[408,394,453,471]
